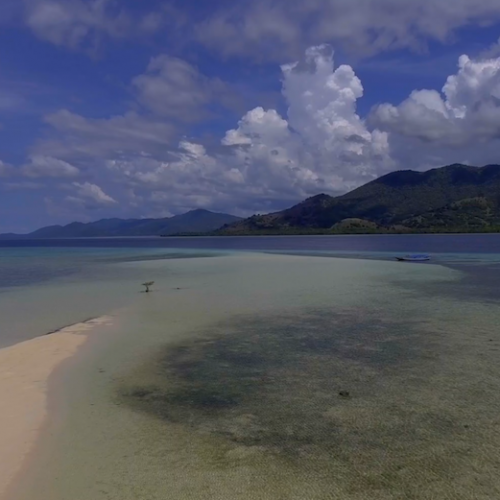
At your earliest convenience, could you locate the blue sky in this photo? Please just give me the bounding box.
[2,0,500,232]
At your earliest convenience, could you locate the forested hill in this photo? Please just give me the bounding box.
[218,164,500,234]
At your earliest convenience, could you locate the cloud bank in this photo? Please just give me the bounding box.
[80,45,392,215]
[195,0,500,61]
[24,0,162,51]
[6,44,500,221]
[20,0,500,62]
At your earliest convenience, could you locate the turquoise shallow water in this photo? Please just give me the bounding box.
[2,234,500,291]
[1,239,499,348]
[0,247,224,347]
[7,250,500,500]
[0,247,225,289]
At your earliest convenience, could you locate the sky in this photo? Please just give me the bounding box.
[2,0,500,232]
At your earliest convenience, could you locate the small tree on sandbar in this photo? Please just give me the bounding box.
[142,281,155,293]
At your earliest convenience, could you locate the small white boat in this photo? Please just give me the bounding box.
[396,254,430,262]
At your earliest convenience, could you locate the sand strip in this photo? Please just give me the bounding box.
[0,317,112,499]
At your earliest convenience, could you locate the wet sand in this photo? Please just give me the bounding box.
[0,317,112,499]
[7,253,500,499]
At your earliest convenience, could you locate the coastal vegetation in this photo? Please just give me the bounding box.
[216,164,500,235]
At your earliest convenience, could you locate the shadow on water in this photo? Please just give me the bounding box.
[121,312,453,447]
[115,306,500,498]
[121,310,420,428]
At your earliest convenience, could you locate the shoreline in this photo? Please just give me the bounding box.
[0,316,112,500]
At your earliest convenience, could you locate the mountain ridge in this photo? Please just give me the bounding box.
[4,164,500,238]
[218,164,500,234]
[1,209,242,238]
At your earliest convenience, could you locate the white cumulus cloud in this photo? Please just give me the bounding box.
[370,53,500,166]
[219,45,392,194]
[106,46,392,214]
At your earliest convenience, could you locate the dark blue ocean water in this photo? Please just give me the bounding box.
[1,234,500,289]
[2,234,500,253]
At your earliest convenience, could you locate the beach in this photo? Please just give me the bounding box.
[0,317,112,499]
[1,251,500,499]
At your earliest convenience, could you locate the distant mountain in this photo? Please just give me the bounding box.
[1,209,242,238]
[219,164,500,234]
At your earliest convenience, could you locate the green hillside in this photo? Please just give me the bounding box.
[219,164,500,234]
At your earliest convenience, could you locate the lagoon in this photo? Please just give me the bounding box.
[1,236,500,499]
